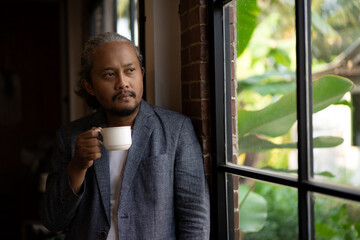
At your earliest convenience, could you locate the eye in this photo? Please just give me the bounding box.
[126,68,136,74]
[104,72,115,79]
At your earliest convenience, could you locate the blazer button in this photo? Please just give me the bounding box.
[99,231,107,239]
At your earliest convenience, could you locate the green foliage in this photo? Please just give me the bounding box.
[314,196,360,240]
[235,0,359,238]
[239,185,267,232]
[243,182,298,240]
[238,75,354,140]
[239,134,344,154]
[236,0,260,57]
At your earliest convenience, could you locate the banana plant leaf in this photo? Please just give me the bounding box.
[239,185,267,232]
[238,75,354,138]
[236,0,260,57]
[238,134,344,154]
[261,166,335,178]
[242,81,296,96]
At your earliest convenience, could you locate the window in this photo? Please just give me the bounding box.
[210,0,360,239]
[116,0,139,45]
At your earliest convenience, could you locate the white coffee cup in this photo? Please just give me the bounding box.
[95,126,132,151]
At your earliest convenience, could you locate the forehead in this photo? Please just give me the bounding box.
[92,41,139,64]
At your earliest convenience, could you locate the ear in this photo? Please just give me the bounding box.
[141,67,145,77]
[81,79,95,96]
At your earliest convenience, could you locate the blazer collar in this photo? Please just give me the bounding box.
[118,100,155,203]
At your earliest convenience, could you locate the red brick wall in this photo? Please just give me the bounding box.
[180,0,240,238]
[179,0,212,186]
[227,2,240,238]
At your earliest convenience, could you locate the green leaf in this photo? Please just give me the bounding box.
[238,134,344,154]
[236,0,260,57]
[334,99,353,108]
[238,75,354,138]
[315,222,337,238]
[245,81,296,96]
[261,166,335,178]
[238,70,296,93]
[354,223,360,235]
[239,185,267,232]
[268,48,292,68]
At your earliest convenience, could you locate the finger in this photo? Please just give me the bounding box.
[85,145,101,153]
[78,138,101,147]
[79,128,101,139]
[86,152,101,160]
[76,149,101,161]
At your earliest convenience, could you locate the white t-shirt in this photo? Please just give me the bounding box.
[106,150,128,240]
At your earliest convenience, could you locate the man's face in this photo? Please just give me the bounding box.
[85,41,144,118]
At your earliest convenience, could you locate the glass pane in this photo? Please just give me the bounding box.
[311,0,360,188]
[314,193,360,239]
[117,0,138,46]
[227,174,298,239]
[228,0,298,173]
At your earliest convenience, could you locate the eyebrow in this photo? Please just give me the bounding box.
[101,63,136,71]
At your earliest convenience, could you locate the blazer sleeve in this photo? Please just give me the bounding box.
[39,129,84,233]
[174,117,210,240]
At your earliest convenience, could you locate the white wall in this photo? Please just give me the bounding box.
[145,0,182,113]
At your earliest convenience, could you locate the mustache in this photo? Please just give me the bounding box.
[112,90,136,102]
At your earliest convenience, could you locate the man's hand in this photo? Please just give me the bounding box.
[67,127,101,193]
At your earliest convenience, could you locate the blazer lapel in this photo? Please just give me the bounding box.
[119,101,154,203]
[90,109,111,224]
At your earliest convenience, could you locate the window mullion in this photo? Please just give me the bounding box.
[295,0,314,239]
[209,1,230,239]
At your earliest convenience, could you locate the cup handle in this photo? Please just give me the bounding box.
[94,128,103,146]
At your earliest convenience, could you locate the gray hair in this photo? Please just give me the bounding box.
[76,32,143,109]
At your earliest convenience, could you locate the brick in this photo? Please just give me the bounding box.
[203,154,211,174]
[189,25,208,44]
[182,82,190,101]
[232,98,236,117]
[180,29,190,48]
[188,8,200,28]
[199,6,208,24]
[179,0,189,15]
[190,81,209,99]
[182,63,208,82]
[189,43,208,63]
[192,118,210,137]
[199,62,209,81]
[234,210,239,230]
[180,11,189,32]
[181,48,189,66]
[229,4,235,24]
[183,99,209,119]
[231,61,235,80]
[230,23,235,43]
[233,175,239,189]
[231,79,237,97]
[201,136,210,154]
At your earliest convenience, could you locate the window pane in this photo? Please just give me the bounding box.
[311,0,360,188]
[117,0,138,45]
[314,193,360,239]
[228,1,298,173]
[228,174,298,239]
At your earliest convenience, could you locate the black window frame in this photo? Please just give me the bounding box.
[209,0,360,239]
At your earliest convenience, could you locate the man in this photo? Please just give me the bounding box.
[40,32,210,240]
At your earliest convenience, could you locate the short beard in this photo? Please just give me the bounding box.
[108,102,139,117]
[108,90,139,117]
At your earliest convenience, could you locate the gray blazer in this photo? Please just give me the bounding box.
[40,100,210,240]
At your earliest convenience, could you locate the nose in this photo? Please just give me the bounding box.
[114,73,129,90]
